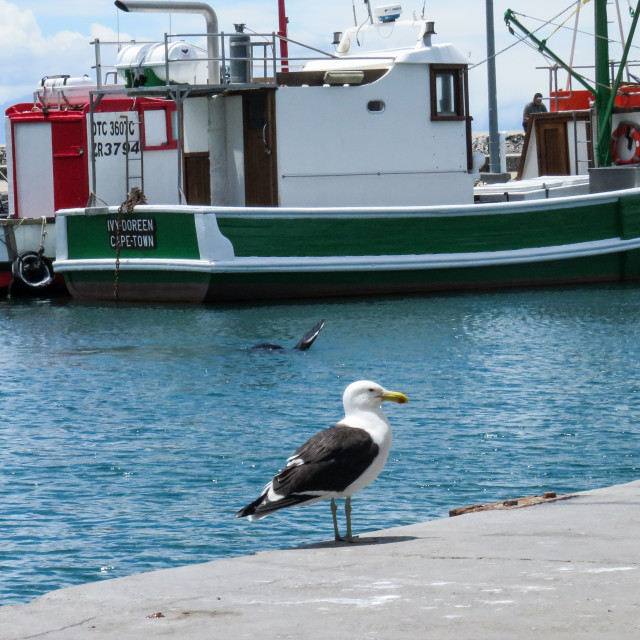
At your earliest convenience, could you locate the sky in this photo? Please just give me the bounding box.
[1,0,639,143]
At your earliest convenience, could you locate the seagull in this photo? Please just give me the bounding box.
[235,380,408,542]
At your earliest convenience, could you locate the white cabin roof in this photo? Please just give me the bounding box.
[336,18,426,55]
[304,19,468,72]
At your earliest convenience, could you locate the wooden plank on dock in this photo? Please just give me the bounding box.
[449,491,577,517]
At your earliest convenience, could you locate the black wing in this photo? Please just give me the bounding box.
[236,425,379,519]
[293,320,325,351]
[273,425,379,495]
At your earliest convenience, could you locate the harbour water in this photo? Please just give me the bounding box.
[1,286,639,606]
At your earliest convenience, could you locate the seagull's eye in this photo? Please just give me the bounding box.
[368,388,375,392]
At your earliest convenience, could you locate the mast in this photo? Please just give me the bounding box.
[486,0,501,173]
[594,0,611,166]
[278,0,289,71]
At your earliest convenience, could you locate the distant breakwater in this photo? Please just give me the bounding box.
[472,131,524,173]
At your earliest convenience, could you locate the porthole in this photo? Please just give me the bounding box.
[367,100,386,113]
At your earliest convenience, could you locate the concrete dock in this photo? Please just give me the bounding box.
[2,480,639,639]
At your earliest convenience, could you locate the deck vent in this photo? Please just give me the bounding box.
[423,22,436,46]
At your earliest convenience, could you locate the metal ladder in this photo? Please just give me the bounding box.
[122,113,144,194]
[573,113,594,174]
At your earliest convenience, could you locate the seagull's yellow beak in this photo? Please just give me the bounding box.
[381,390,408,404]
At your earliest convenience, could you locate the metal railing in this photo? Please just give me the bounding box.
[537,60,640,111]
[91,30,346,90]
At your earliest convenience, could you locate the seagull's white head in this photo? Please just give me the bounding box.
[342,380,408,414]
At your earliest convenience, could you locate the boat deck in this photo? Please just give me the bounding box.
[474,175,590,202]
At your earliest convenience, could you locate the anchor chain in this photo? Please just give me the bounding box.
[114,187,147,303]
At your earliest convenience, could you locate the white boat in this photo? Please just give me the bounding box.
[6,0,640,301]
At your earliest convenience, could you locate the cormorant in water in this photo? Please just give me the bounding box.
[250,320,325,351]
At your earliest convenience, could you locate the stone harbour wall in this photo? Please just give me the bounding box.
[472,131,524,173]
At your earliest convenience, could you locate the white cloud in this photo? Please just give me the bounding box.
[0,1,38,45]
[0,2,93,99]
[17,0,115,20]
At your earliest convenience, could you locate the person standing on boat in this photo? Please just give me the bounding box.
[522,92,547,130]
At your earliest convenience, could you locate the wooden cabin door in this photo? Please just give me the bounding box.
[243,91,278,206]
[184,152,211,205]
[536,120,570,176]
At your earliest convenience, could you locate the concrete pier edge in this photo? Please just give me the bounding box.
[2,479,639,639]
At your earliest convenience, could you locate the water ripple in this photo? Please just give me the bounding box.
[1,286,640,605]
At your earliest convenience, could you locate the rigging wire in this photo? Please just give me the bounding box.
[614,0,632,82]
[468,28,532,69]
[514,10,640,53]
[469,1,581,69]
[567,0,584,90]
[473,0,640,95]
[513,7,640,91]
[516,34,604,92]
[545,0,589,40]
[355,12,372,46]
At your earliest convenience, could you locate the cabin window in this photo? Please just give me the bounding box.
[144,110,168,146]
[430,65,465,121]
[367,100,386,113]
[141,105,178,150]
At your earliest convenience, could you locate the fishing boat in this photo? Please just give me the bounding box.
[12,0,640,302]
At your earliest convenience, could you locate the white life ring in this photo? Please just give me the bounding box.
[611,122,640,165]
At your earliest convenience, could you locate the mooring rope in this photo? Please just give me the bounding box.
[114,187,147,303]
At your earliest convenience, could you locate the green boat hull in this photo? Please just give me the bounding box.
[54,189,640,303]
[60,255,635,303]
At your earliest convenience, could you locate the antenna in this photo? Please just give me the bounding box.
[364,0,373,24]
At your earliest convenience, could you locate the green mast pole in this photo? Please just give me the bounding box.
[594,0,612,166]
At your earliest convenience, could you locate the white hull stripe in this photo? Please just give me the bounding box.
[57,186,640,219]
[54,236,640,274]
